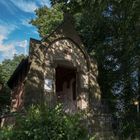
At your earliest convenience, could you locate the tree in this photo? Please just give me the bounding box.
[31,0,140,138]
[31,4,63,37]
[0,54,26,115]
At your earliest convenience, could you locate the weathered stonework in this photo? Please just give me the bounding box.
[6,14,116,139]
[21,15,97,111]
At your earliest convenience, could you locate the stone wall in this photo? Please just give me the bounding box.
[24,39,45,107]
[44,38,89,110]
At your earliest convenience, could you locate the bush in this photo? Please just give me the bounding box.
[0,104,89,140]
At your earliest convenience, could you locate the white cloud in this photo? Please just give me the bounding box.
[0,0,52,61]
[0,24,16,41]
[10,0,38,13]
[0,39,28,60]
[1,0,50,14]
[0,24,17,57]
[0,24,27,60]
[17,40,28,48]
[0,40,14,52]
[16,40,28,55]
[21,19,32,27]
[39,0,50,7]
[0,37,17,59]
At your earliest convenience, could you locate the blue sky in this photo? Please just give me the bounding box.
[0,0,50,62]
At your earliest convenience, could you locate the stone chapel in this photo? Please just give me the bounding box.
[7,15,101,113]
[5,14,117,139]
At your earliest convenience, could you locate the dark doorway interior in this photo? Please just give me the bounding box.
[55,66,77,112]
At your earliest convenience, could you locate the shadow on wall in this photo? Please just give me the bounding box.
[24,44,45,108]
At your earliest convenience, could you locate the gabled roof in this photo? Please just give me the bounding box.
[7,13,91,89]
[29,13,86,50]
[29,13,91,70]
[7,58,31,89]
[41,13,84,46]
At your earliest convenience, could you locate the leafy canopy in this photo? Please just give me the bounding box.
[31,4,63,37]
[30,0,140,138]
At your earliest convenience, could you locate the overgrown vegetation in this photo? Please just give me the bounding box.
[30,0,140,138]
[0,104,92,140]
[0,0,139,139]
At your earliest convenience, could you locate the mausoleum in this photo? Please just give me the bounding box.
[7,15,101,113]
[5,14,117,139]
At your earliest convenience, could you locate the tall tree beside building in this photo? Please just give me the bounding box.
[31,0,140,137]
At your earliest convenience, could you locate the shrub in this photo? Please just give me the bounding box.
[0,104,89,140]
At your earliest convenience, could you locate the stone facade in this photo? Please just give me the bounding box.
[7,14,102,115]
[6,15,116,139]
[19,15,102,112]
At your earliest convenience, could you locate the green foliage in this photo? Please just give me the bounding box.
[31,0,140,138]
[0,104,89,140]
[0,54,26,115]
[0,54,26,84]
[30,4,63,37]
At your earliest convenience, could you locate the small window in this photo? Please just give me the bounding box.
[44,79,53,92]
